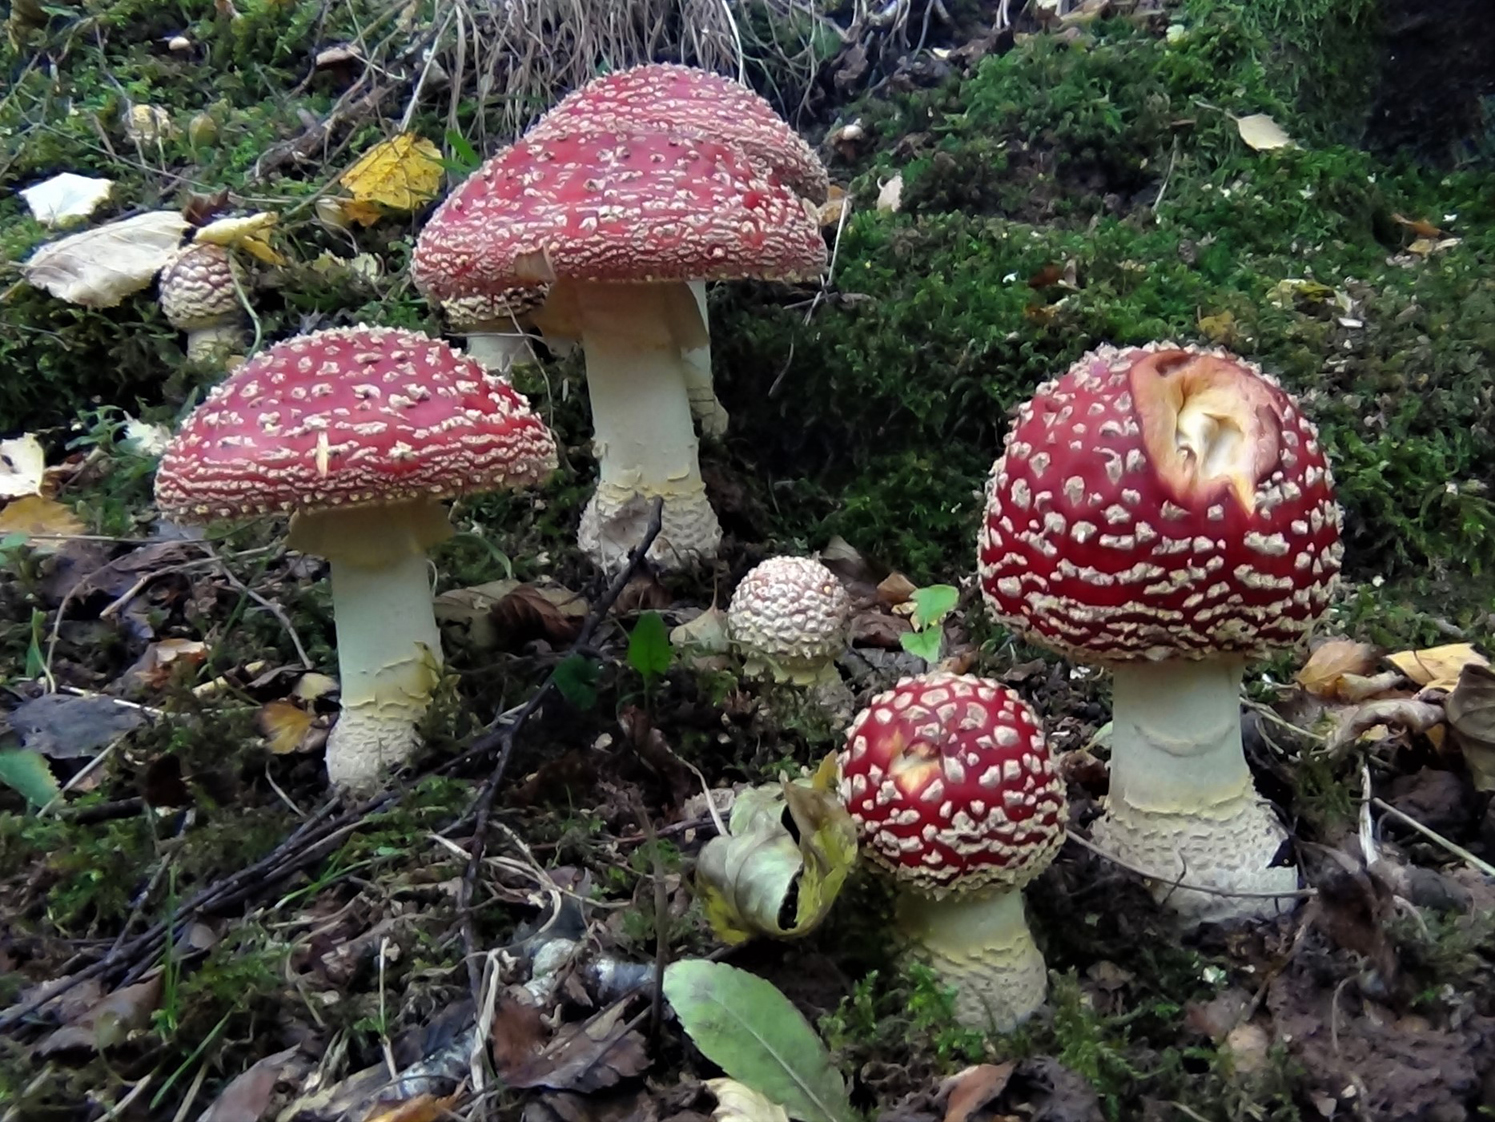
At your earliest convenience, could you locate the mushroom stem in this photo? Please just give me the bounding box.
[573,281,722,572]
[463,329,538,375]
[1095,657,1299,923]
[895,885,1047,1032]
[288,501,450,791]
[684,280,728,439]
[184,320,244,362]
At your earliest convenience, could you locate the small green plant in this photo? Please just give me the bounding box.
[626,610,673,695]
[899,584,960,665]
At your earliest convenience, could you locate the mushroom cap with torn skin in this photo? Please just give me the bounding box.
[976,342,1343,924]
[977,341,1342,663]
[727,556,851,685]
[411,128,825,573]
[530,62,830,204]
[838,671,1067,1030]
[155,325,557,791]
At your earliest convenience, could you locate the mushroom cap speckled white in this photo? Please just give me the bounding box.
[154,324,558,521]
[159,242,241,330]
[441,286,550,331]
[977,342,1343,664]
[530,62,830,204]
[410,128,827,301]
[727,556,851,672]
[837,672,1067,897]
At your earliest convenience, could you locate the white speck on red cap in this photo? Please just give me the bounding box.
[154,324,558,520]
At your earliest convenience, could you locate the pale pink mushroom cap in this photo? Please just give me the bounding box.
[154,325,558,520]
[410,129,827,301]
[531,63,830,203]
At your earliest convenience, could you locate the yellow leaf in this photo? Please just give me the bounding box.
[0,495,85,548]
[256,699,315,755]
[339,198,386,227]
[339,133,443,213]
[196,213,286,264]
[1196,309,1237,345]
[1295,638,1381,699]
[1387,643,1489,692]
[238,235,286,266]
[1235,113,1295,151]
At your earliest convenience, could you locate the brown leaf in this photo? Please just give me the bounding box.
[1295,638,1381,699]
[362,1094,462,1122]
[35,977,161,1055]
[492,582,586,647]
[0,494,85,550]
[501,1002,648,1092]
[491,992,548,1075]
[875,572,917,606]
[197,1046,302,1122]
[849,608,911,649]
[1329,698,1444,750]
[938,1063,1015,1122]
[1392,212,1442,239]
[1445,662,1495,791]
[122,637,209,693]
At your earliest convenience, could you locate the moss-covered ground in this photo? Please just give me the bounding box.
[1,0,1494,1119]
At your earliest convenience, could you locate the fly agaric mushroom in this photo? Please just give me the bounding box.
[727,556,851,684]
[411,128,826,572]
[528,62,830,440]
[838,672,1067,1031]
[154,325,557,791]
[977,342,1343,923]
[158,242,246,361]
[440,285,551,374]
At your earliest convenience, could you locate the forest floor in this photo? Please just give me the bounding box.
[2,0,1495,1120]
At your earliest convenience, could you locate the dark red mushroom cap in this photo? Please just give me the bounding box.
[837,672,1067,896]
[154,325,558,520]
[977,343,1343,663]
[531,63,830,204]
[410,129,826,302]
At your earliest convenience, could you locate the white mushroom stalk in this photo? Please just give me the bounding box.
[837,673,1067,1032]
[684,280,728,439]
[978,343,1344,924]
[153,326,557,792]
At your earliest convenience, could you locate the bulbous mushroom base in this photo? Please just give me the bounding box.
[578,478,722,574]
[324,708,424,793]
[895,886,1048,1033]
[1092,794,1299,924]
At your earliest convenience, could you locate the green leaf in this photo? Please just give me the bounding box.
[663,960,852,1122]
[24,608,46,679]
[553,653,601,710]
[627,611,673,684]
[899,627,943,665]
[0,748,59,809]
[909,584,959,630]
[442,129,482,174]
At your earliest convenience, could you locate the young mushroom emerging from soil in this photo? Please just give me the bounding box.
[158,242,246,362]
[726,556,851,685]
[528,63,831,441]
[838,672,1067,1031]
[977,342,1343,923]
[412,128,826,573]
[154,325,557,791]
[440,285,552,374]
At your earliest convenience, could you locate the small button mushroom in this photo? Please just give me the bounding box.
[837,671,1067,1031]
[158,242,245,363]
[154,325,558,791]
[977,342,1344,924]
[727,556,851,685]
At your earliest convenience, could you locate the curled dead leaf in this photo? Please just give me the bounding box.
[1295,638,1382,700]
[1445,663,1495,791]
[1386,643,1489,692]
[23,210,189,307]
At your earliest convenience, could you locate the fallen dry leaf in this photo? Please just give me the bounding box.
[23,210,189,307]
[35,977,161,1055]
[362,1093,462,1122]
[876,172,903,213]
[938,1062,1015,1122]
[19,173,114,227]
[257,699,319,755]
[9,693,146,758]
[706,1078,790,1122]
[500,1001,648,1092]
[122,638,208,693]
[196,1046,303,1122]
[1235,113,1295,151]
[1295,638,1381,700]
[0,495,86,549]
[1391,212,1442,239]
[1330,697,1445,750]
[1445,662,1495,791]
[339,133,443,220]
[817,185,848,228]
[0,434,47,499]
[1386,643,1489,692]
[196,211,286,266]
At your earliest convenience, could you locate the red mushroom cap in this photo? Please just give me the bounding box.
[977,343,1343,663]
[837,672,1067,896]
[410,129,826,302]
[530,63,830,203]
[154,325,558,520]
